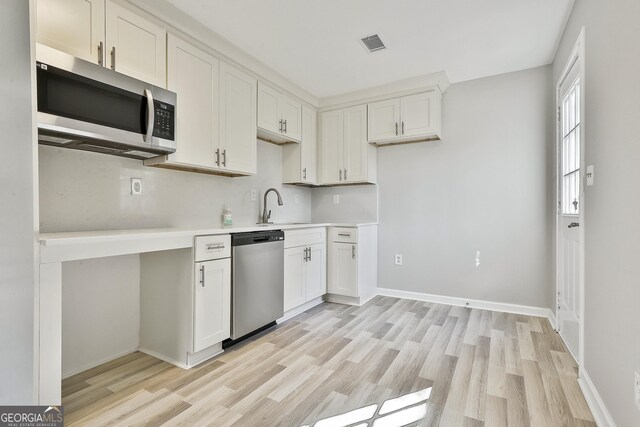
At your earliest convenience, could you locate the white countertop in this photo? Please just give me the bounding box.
[39,222,377,263]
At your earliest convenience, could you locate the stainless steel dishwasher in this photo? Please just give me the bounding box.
[227,230,284,345]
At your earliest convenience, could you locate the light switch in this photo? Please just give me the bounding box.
[586,164,594,186]
[333,195,340,205]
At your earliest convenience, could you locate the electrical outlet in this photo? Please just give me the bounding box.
[333,195,340,205]
[635,370,640,410]
[394,254,403,265]
[130,178,143,196]
[250,189,257,202]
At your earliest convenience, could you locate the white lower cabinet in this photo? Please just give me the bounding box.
[193,258,231,352]
[283,229,326,312]
[140,235,231,368]
[327,225,378,305]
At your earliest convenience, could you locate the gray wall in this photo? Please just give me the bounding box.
[377,66,554,309]
[0,0,37,404]
[553,0,640,425]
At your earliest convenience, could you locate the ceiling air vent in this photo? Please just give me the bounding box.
[360,34,386,53]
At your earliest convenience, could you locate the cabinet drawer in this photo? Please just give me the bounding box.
[285,227,326,248]
[329,227,357,243]
[195,235,231,261]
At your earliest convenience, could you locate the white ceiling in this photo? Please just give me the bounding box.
[167,0,574,98]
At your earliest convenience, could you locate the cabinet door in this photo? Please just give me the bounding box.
[367,98,401,142]
[319,109,344,184]
[328,242,358,297]
[105,1,166,87]
[257,82,281,135]
[343,105,368,183]
[219,62,257,175]
[194,258,231,352]
[37,0,105,64]
[284,247,306,312]
[301,105,317,184]
[305,243,326,301]
[281,94,302,143]
[400,92,437,138]
[167,35,218,168]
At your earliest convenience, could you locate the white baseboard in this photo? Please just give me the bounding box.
[376,287,553,319]
[62,347,139,379]
[578,369,617,427]
[278,297,324,323]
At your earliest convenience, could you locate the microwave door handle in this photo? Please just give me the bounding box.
[144,89,154,142]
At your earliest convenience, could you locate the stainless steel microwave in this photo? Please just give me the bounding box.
[36,44,176,160]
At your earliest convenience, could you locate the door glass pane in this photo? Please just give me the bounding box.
[561,76,581,215]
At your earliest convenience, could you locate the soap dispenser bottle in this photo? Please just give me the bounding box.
[222,206,233,227]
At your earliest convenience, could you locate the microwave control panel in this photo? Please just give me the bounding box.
[152,101,175,141]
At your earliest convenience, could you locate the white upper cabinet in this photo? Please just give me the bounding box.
[145,38,257,176]
[165,34,219,169]
[367,98,401,143]
[319,105,376,185]
[37,0,105,65]
[219,62,258,175]
[105,1,166,87]
[37,0,166,87]
[367,90,442,145]
[257,82,302,144]
[283,105,317,185]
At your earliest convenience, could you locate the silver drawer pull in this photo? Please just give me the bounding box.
[200,265,205,287]
[338,233,351,237]
[206,243,225,251]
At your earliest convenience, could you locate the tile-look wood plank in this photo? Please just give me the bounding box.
[62,299,594,426]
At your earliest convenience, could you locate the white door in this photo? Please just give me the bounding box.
[319,110,344,184]
[284,247,306,312]
[37,0,105,64]
[343,105,367,183]
[328,242,358,297]
[367,98,401,142]
[401,92,437,138]
[167,35,218,169]
[257,82,281,135]
[193,258,231,352]
[105,0,166,87]
[219,62,257,175]
[305,243,326,301]
[557,61,582,359]
[281,94,302,143]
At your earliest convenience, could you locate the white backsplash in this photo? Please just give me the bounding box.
[39,141,312,232]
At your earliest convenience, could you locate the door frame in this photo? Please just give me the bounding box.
[555,27,586,370]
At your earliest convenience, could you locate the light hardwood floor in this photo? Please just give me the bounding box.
[62,296,595,426]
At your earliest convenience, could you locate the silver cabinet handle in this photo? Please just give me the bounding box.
[344,169,348,181]
[222,149,227,167]
[283,119,287,133]
[402,121,405,135]
[303,247,308,262]
[303,168,307,180]
[215,148,220,166]
[568,222,580,228]
[206,243,225,251]
[98,41,104,66]
[279,119,283,133]
[110,46,116,70]
[339,169,342,181]
[352,245,356,259]
[143,89,154,142]
[395,122,398,136]
[308,247,312,262]
[199,265,205,287]
[338,233,351,237]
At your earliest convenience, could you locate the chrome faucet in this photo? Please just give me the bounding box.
[261,188,284,224]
